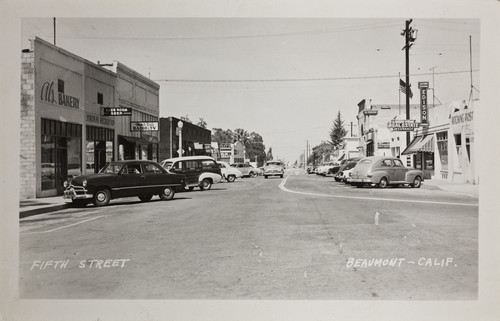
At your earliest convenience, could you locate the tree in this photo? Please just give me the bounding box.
[197,118,207,129]
[266,147,274,161]
[180,115,192,123]
[212,128,234,145]
[245,132,266,166]
[312,141,335,164]
[329,111,348,149]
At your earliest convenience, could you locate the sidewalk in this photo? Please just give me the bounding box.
[19,196,70,218]
[422,179,479,197]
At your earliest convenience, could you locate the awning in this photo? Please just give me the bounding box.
[118,136,150,145]
[401,135,422,155]
[401,135,434,155]
[418,135,434,152]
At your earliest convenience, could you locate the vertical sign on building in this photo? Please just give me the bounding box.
[418,82,429,125]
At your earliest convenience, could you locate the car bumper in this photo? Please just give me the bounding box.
[350,178,374,184]
[63,186,93,200]
[264,171,283,176]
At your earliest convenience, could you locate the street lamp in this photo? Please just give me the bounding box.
[177,120,183,157]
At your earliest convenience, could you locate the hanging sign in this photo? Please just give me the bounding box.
[130,121,158,132]
[387,119,419,131]
[418,82,429,124]
[101,107,132,116]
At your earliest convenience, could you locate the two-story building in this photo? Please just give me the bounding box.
[20,37,160,199]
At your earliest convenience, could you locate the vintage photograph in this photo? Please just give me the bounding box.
[18,16,480,299]
[2,1,499,321]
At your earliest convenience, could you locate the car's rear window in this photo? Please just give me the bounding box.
[359,159,372,164]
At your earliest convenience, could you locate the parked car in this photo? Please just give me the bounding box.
[63,160,186,207]
[349,156,424,188]
[263,160,284,179]
[334,157,363,182]
[230,163,259,178]
[317,162,340,176]
[217,161,243,182]
[160,156,222,191]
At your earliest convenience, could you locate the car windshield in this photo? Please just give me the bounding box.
[162,161,173,170]
[99,163,124,174]
[345,162,358,170]
[266,162,282,166]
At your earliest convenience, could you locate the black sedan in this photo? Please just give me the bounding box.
[63,160,187,207]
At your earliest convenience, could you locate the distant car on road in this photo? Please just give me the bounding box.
[217,161,243,182]
[350,156,424,188]
[160,156,222,191]
[263,160,284,179]
[230,163,258,178]
[63,160,186,207]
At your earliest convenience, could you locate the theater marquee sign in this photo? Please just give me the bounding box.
[40,81,80,109]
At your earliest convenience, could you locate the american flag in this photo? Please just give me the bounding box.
[399,79,413,99]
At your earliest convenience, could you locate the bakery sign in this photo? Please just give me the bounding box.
[40,81,80,109]
[387,119,419,131]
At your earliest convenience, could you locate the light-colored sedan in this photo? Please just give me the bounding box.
[218,161,243,182]
[350,156,424,188]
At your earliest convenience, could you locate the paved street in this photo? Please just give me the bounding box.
[19,170,478,300]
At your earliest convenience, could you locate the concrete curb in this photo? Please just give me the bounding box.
[20,204,70,219]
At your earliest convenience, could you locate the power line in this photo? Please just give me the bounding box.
[57,22,401,41]
[154,69,478,83]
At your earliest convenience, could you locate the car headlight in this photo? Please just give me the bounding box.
[82,180,87,187]
[63,180,69,188]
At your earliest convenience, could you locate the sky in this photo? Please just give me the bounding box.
[21,18,479,163]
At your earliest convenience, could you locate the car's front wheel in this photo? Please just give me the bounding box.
[227,175,236,182]
[93,188,111,207]
[138,195,153,202]
[379,177,388,188]
[160,186,175,200]
[200,179,212,190]
[249,172,256,178]
[411,176,422,188]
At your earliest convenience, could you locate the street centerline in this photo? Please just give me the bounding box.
[279,176,478,207]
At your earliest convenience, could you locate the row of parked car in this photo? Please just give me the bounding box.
[63,156,284,207]
[313,156,424,189]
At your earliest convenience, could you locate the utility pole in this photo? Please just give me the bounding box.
[53,18,56,46]
[401,19,417,147]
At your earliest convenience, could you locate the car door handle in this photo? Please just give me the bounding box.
[141,175,146,179]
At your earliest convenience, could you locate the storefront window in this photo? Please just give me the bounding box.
[41,135,56,190]
[86,141,95,172]
[67,137,81,178]
[106,141,113,162]
[436,131,448,171]
[425,152,434,170]
[415,153,422,170]
[41,119,82,193]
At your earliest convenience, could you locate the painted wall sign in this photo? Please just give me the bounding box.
[40,81,80,109]
[418,82,429,124]
[130,121,158,132]
[451,111,474,125]
[86,113,115,126]
[377,142,391,149]
[101,107,132,116]
[387,119,419,131]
